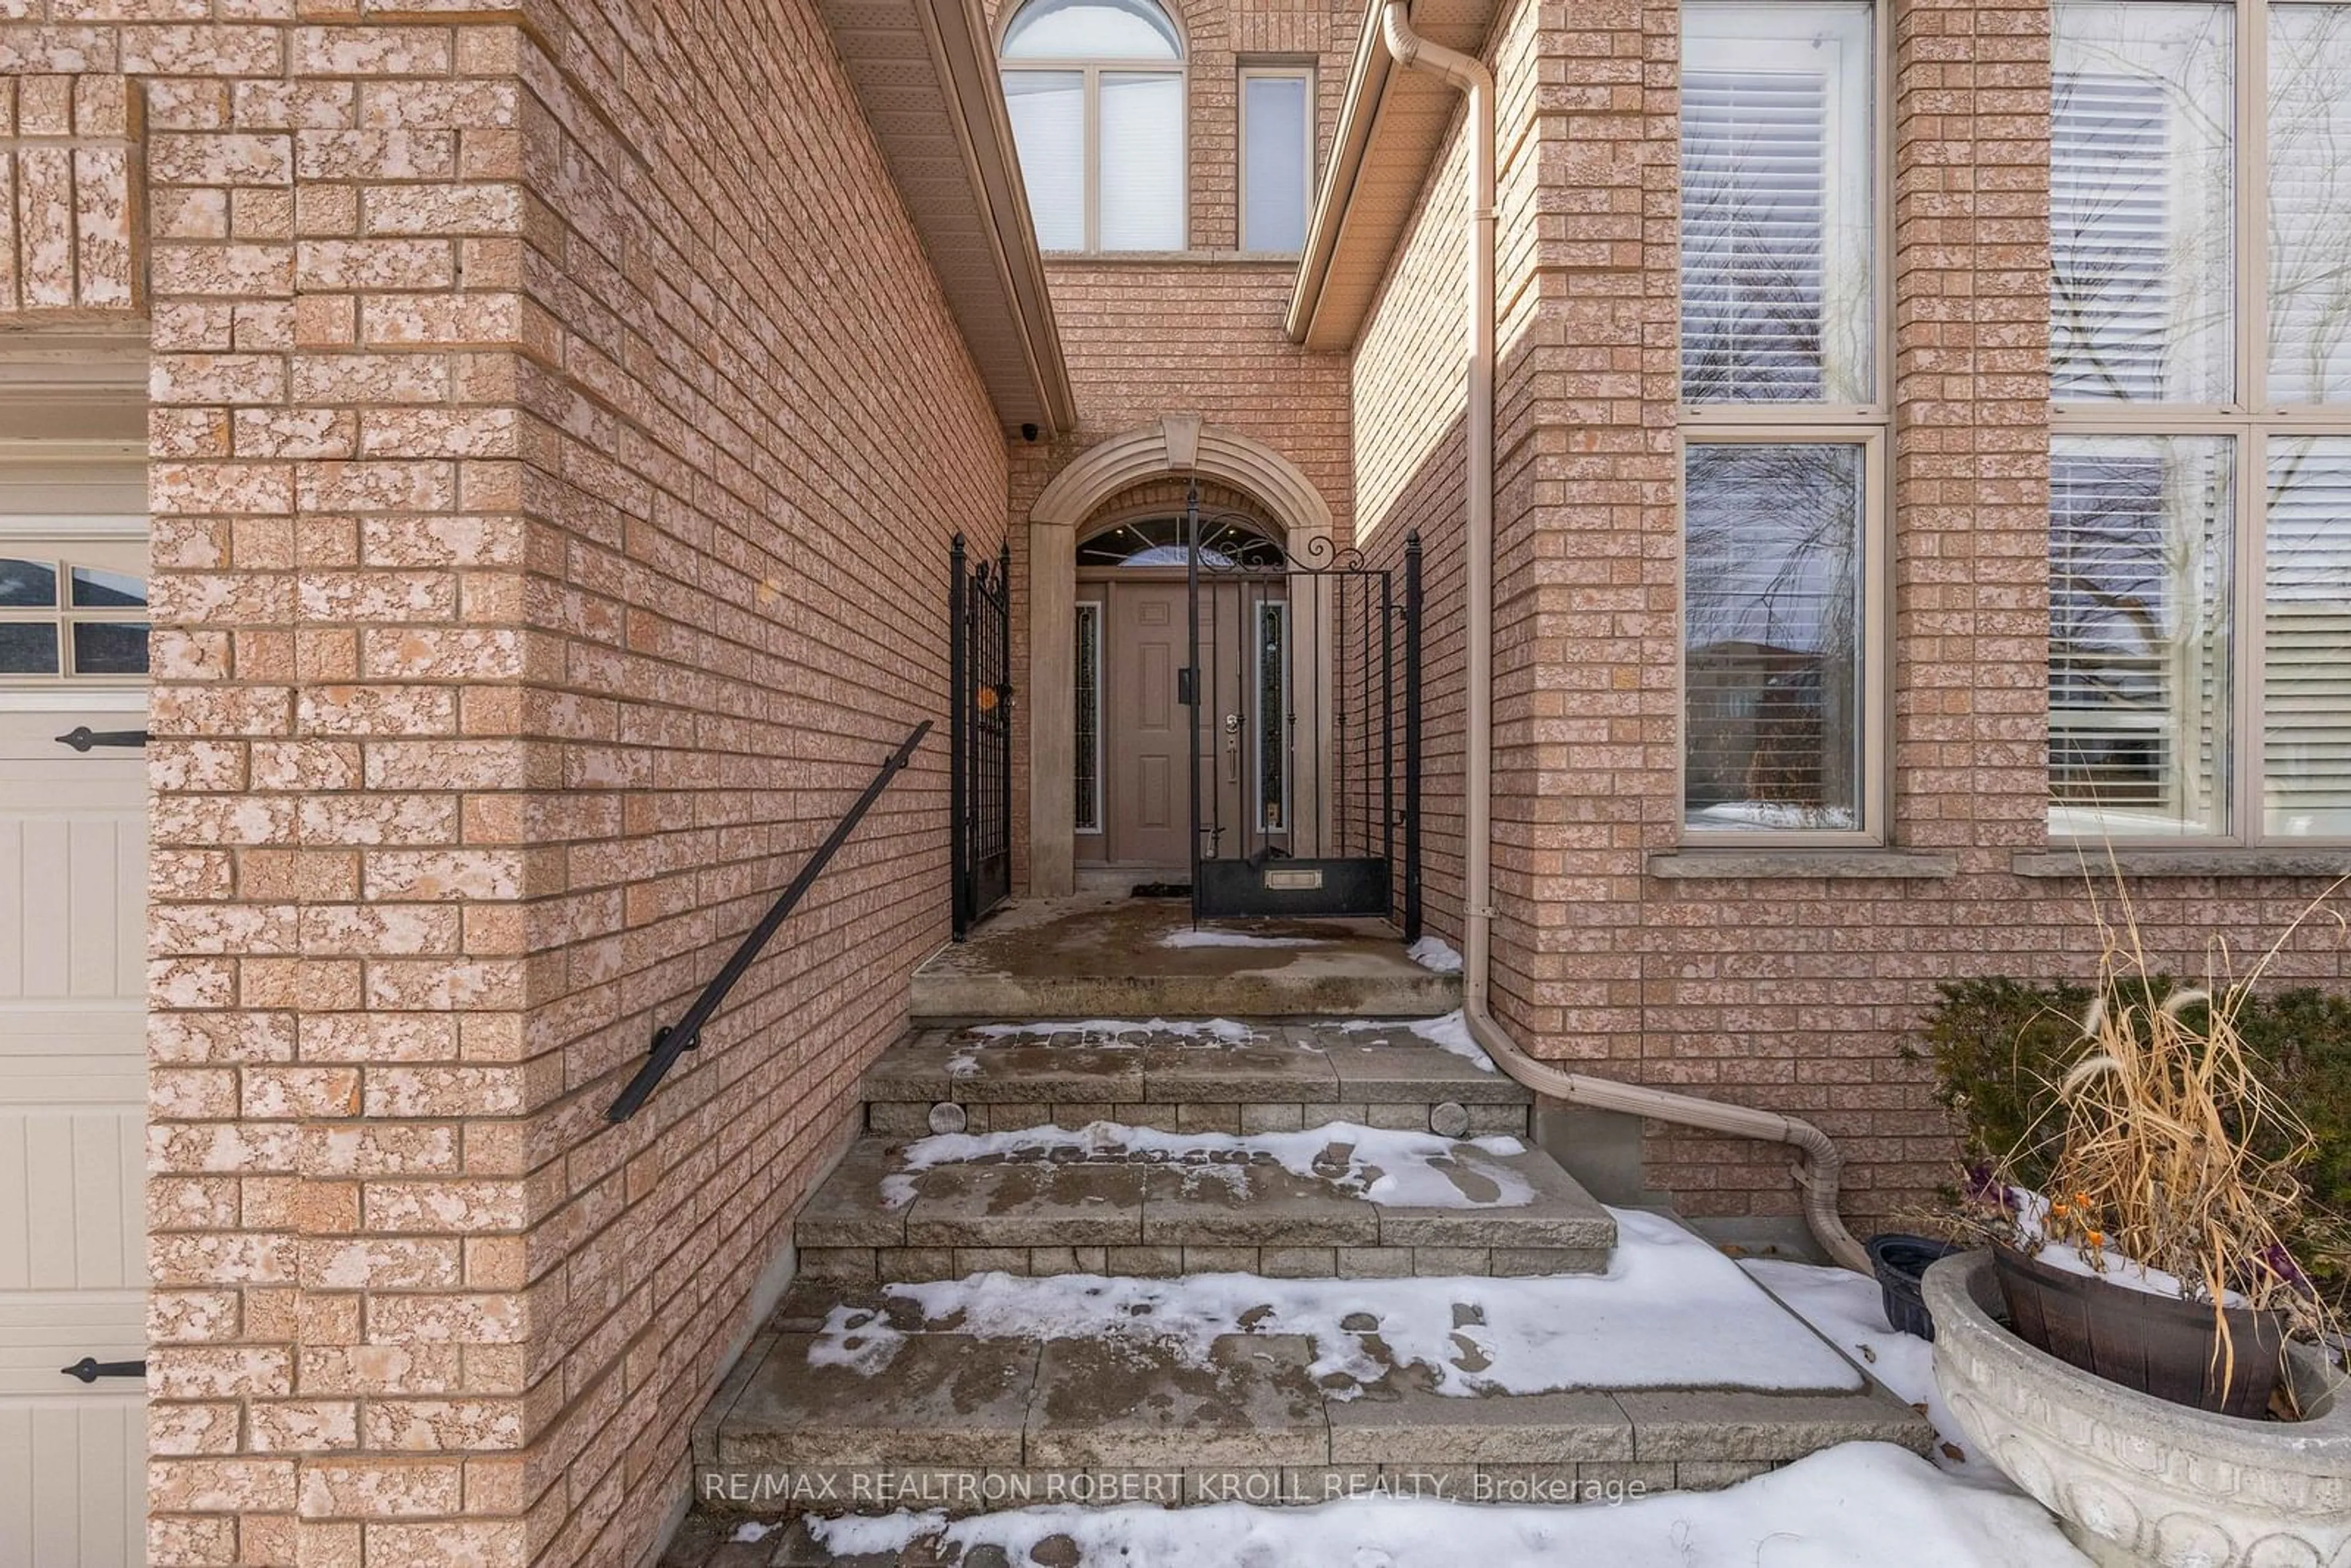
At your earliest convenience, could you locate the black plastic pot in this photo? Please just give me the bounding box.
[1992,1243,2287,1419]
[1867,1233,1967,1340]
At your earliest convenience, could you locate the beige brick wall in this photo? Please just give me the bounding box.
[0,1,999,1562]
[1351,0,2351,1235]
[502,2,1003,1561]
[0,70,141,314]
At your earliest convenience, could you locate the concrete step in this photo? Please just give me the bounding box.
[692,1274,1931,1524]
[863,1019,1529,1139]
[792,1121,1615,1283]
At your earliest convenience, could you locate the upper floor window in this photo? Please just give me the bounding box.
[2048,0,2351,846]
[1002,0,1187,252]
[1241,67,1312,252]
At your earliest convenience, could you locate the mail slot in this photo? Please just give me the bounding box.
[1263,867,1324,891]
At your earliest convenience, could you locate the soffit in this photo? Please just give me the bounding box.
[1286,0,1501,351]
[817,0,1077,436]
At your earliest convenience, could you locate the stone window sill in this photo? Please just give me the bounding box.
[2012,849,2351,879]
[1646,849,1959,880]
[1041,250,1300,267]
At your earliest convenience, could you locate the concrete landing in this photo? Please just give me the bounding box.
[692,1278,1930,1525]
[909,895,1459,1021]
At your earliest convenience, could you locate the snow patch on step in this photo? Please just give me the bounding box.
[802,1444,2079,1567]
[878,1120,1535,1211]
[812,1208,1862,1396]
[1338,1010,1495,1071]
[1158,929,1325,948]
[1406,935,1463,973]
[964,1018,1261,1044]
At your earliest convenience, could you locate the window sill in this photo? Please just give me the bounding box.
[1041,250,1300,266]
[2012,849,2351,879]
[1646,849,1958,880]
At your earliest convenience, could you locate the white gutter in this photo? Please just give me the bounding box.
[1378,1,1870,1274]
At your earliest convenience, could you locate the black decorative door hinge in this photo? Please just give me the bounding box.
[54,727,148,752]
[59,1357,146,1383]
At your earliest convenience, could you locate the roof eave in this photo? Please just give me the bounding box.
[821,0,1076,439]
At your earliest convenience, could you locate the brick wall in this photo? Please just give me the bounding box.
[0,1,1002,1563]
[1,69,140,313]
[503,2,1005,1562]
[1349,0,2351,1235]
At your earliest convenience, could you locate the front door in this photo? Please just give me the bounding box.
[1095,578,1286,870]
[1103,581,1192,866]
[0,441,150,1567]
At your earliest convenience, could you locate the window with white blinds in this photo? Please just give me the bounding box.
[2263,438,2351,836]
[2268,5,2351,403]
[1679,2,1874,405]
[1000,0,1185,253]
[2049,0,2351,846]
[2050,4,2235,405]
[2050,74,2173,400]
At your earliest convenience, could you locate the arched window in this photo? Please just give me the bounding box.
[1000,0,1186,252]
[1075,514,1282,568]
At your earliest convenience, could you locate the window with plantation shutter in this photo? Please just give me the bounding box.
[1679,2,1874,405]
[2263,438,2351,836]
[1681,70,1829,400]
[2049,2,2234,405]
[2051,74,2173,400]
[2268,5,2351,403]
[2047,0,2351,849]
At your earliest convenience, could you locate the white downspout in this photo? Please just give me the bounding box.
[1378,1,1870,1274]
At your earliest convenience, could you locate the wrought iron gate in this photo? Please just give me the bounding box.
[1182,486,1421,938]
[950,535,1012,938]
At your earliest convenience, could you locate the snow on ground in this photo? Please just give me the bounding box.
[877,1120,1537,1210]
[1160,928,1327,948]
[966,1017,1259,1043]
[1339,1009,1496,1071]
[805,1441,2087,1567]
[814,1208,1864,1395]
[1739,1257,1990,1481]
[1407,934,1463,973]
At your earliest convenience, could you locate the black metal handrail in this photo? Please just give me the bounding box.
[605,720,933,1122]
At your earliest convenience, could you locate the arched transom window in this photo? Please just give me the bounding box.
[1000,0,1186,253]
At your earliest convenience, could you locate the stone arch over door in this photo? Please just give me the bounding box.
[1029,416,1335,896]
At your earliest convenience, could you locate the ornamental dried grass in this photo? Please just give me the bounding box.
[1981,872,2348,1392]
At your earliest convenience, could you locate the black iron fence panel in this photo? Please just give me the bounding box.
[950,536,1013,938]
[1182,486,1420,937]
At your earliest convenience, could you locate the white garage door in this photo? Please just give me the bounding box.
[0,428,150,1568]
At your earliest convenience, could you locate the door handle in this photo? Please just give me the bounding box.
[54,727,148,752]
[60,1356,146,1382]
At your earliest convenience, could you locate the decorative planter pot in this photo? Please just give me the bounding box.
[1927,1251,2351,1568]
[1993,1243,2287,1418]
[1867,1232,1965,1341]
